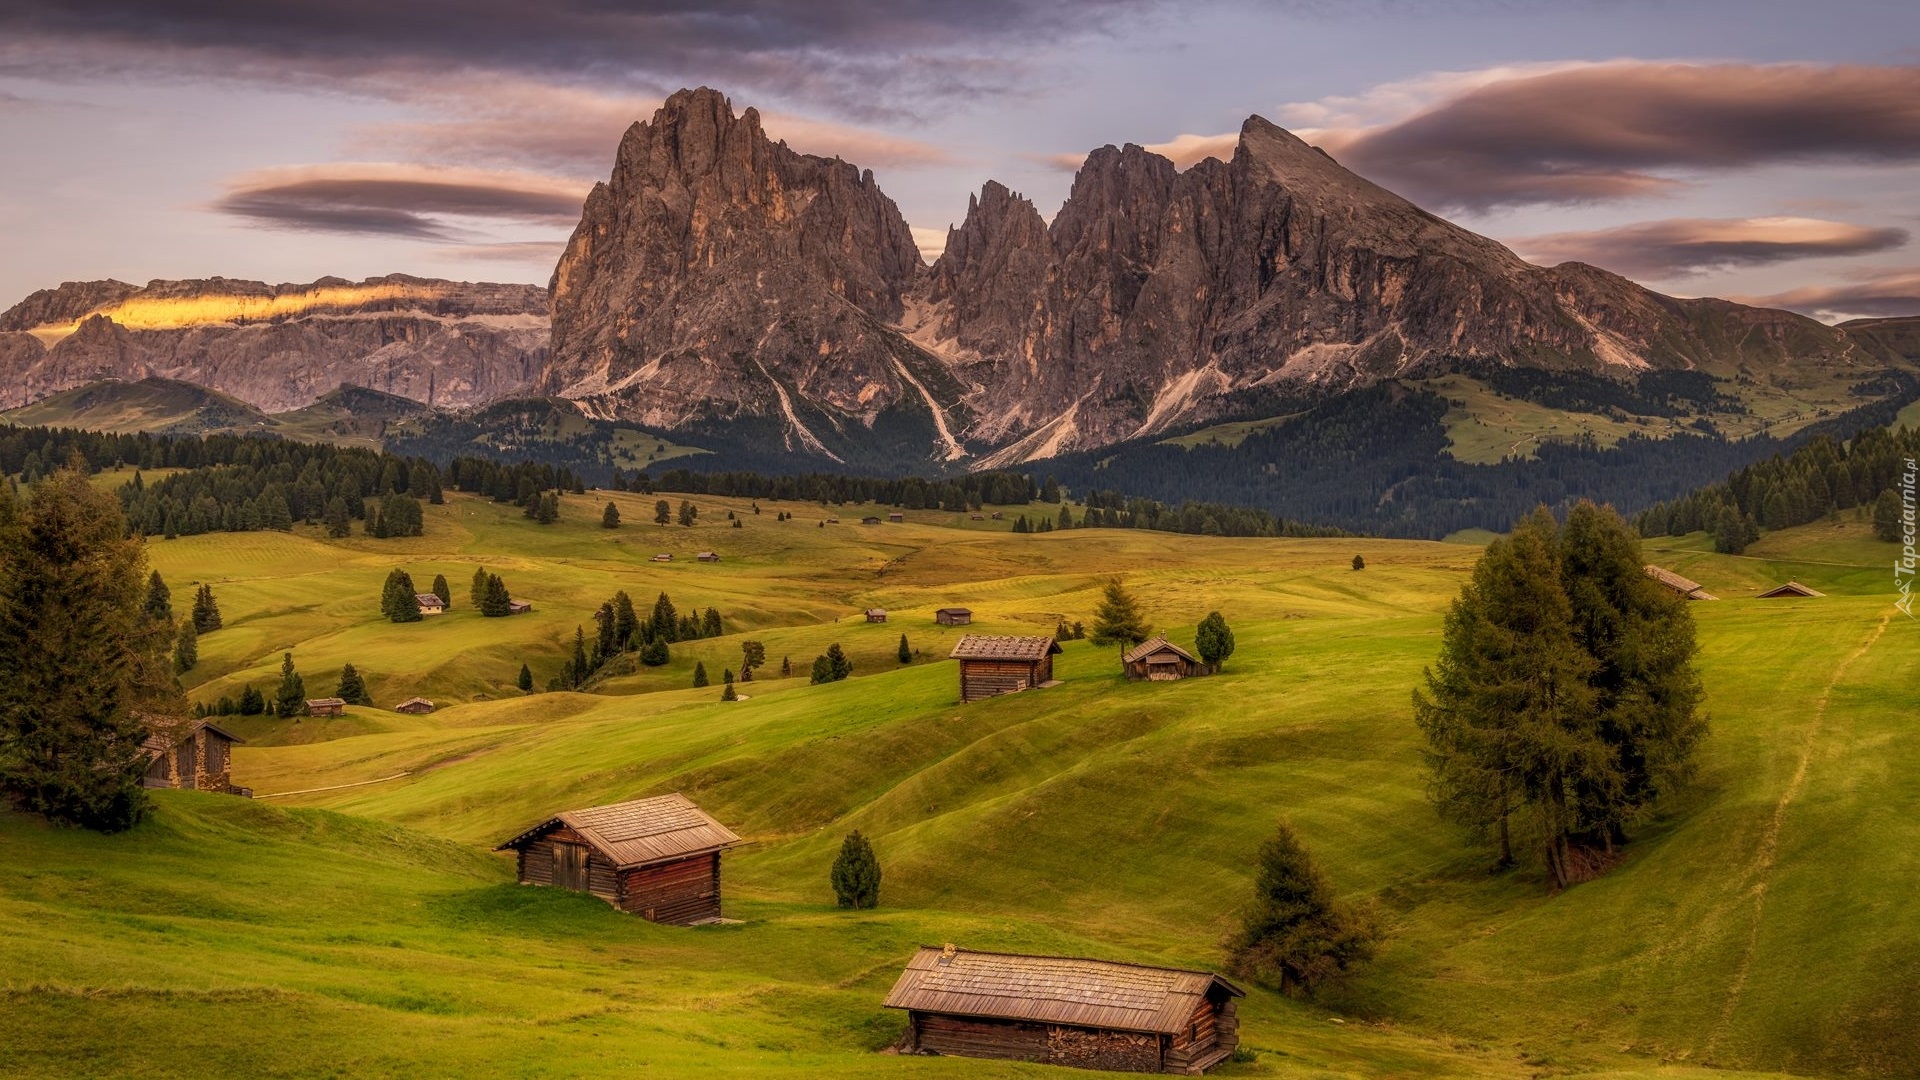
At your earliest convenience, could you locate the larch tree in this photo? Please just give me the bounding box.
[654,499,672,525]
[602,501,621,529]
[1090,577,1152,652]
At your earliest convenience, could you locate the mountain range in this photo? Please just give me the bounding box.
[4,87,1916,492]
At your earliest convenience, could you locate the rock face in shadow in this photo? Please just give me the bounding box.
[0,274,549,412]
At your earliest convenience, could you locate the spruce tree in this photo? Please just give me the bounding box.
[701,607,722,638]
[535,492,560,525]
[335,663,371,706]
[678,500,697,527]
[324,497,351,538]
[381,568,421,623]
[740,639,766,676]
[173,619,198,673]
[1090,577,1152,651]
[144,570,173,622]
[0,464,177,831]
[602,502,621,529]
[692,661,709,688]
[655,499,671,525]
[641,639,669,666]
[471,565,489,608]
[1352,554,1366,571]
[1226,821,1379,995]
[1874,489,1904,542]
[830,830,882,909]
[1195,612,1235,670]
[825,643,853,681]
[897,633,912,664]
[431,574,451,609]
[570,627,590,689]
[481,574,512,617]
[614,591,640,651]
[650,592,678,642]
[191,583,222,632]
[238,684,265,715]
[809,655,834,684]
[517,663,533,692]
[275,653,307,717]
[720,681,738,701]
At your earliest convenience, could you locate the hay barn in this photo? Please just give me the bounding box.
[142,720,249,796]
[495,794,743,925]
[884,945,1243,1074]
[866,608,889,623]
[697,551,721,562]
[862,516,882,525]
[416,593,446,614]
[1644,565,1718,601]
[306,697,346,717]
[394,697,434,714]
[889,512,905,522]
[951,634,1060,703]
[508,599,533,614]
[935,607,973,626]
[1123,637,1204,681]
[1758,581,1824,598]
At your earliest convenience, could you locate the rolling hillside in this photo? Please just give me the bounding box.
[2,491,1914,1078]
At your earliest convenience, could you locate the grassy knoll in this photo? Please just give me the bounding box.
[3,498,1915,1078]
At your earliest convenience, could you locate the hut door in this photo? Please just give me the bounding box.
[552,842,590,892]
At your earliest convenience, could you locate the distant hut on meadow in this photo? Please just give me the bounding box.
[306,697,346,717]
[495,793,743,925]
[416,593,447,615]
[508,599,533,614]
[935,607,973,626]
[652,553,673,562]
[1122,637,1204,681]
[394,697,435,715]
[862,516,882,525]
[866,608,889,623]
[1644,565,1718,601]
[889,512,905,523]
[951,634,1060,703]
[697,551,721,562]
[883,945,1244,1074]
[1758,581,1824,598]
[142,719,249,797]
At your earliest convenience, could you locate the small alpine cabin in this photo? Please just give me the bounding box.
[697,551,721,562]
[862,516,882,525]
[1758,581,1825,598]
[394,697,435,714]
[884,945,1244,1074]
[652,553,673,562]
[142,720,250,796]
[935,607,974,626]
[1123,637,1204,681]
[889,512,906,523]
[1644,565,1717,601]
[306,697,346,717]
[866,608,889,623]
[951,634,1060,703]
[508,599,533,614]
[416,593,446,615]
[495,793,743,925]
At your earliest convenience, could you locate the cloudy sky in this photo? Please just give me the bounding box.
[2,0,1917,321]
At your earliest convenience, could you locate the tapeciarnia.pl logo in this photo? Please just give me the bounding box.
[1899,457,1917,619]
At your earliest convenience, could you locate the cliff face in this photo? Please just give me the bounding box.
[0,274,548,412]
[545,87,961,460]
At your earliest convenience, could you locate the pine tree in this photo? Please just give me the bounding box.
[641,639,669,666]
[481,574,512,617]
[826,643,853,681]
[517,663,533,692]
[678,499,697,527]
[323,497,351,538]
[722,667,734,684]
[740,640,766,676]
[381,569,421,623]
[238,684,264,715]
[173,619,198,673]
[1226,821,1379,995]
[781,655,792,677]
[654,499,671,525]
[1058,504,1073,530]
[1090,577,1152,651]
[1195,612,1235,671]
[1352,554,1366,571]
[830,830,882,909]
[701,607,722,638]
[144,570,172,622]
[614,591,640,651]
[431,574,451,609]
[720,681,738,701]
[809,655,834,684]
[535,492,560,525]
[275,653,307,717]
[602,501,621,529]
[570,627,590,689]
[471,565,489,608]
[650,592,678,642]
[1875,489,1905,542]
[897,633,912,664]
[0,464,176,831]
[335,663,371,706]
[692,661,709,688]
[191,583,222,633]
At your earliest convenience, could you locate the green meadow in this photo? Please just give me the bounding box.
[2,490,1915,1078]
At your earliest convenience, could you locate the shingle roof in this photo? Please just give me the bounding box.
[949,634,1060,661]
[1122,636,1198,665]
[882,946,1242,1034]
[1644,565,1717,600]
[1758,581,1825,597]
[415,593,445,606]
[140,719,245,757]
[306,697,347,707]
[495,793,742,868]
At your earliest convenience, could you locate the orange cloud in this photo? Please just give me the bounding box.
[1509,216,1908,278]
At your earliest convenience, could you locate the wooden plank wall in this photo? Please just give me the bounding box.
[914,1014,1050,1061]
[960,659,1039,702]
[619,853,721,925]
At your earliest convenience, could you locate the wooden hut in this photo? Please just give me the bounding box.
[884,945,1244,1074]
[862,516,882,525]
[142,720,249,796]
[652,553,674,562]
[889,512,906,523]
[697,551,721,562]
[1644,565,1717,601]
[306,697,346,717]
[1122,637,1204,681]
[508,599,533,614]
[951,635,1060,703]
[1758,581,1824,598]
[394,697,435,715]
[494,793,743,925]
[416,593,447,615]
[866,608,889,623]
[935,607,974,626]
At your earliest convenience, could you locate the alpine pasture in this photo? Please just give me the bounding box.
[1,487,1913,1079]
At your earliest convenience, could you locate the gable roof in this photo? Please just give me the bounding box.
[141,719,245,757]
[1758,581,1825,598]
[415,593,445,606]
[1122,636,1198,665]
[494,793,742,869]
[1644,565,1717,601]
[395,697,434,709]
[949,634,1060,662]
[306,697,346,707]
[882,946,1242,1035]
[936,606,973,615]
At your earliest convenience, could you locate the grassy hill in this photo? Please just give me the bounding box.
[0,377,275,435]
[3,492,1914,1078]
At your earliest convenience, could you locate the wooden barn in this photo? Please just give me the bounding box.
[1758,581,1825,598]
[884,945,1244,1074]
[495,793,743,925]
[862,516,882,525]
[652,553,674,562]
[697,551,721,562]
[394,697,435,714]
[508,599,533,614]
[142,720,250,796]
[889,512,906,523]
[416,593,446,615]
[935,607,974,626]
[951,635,1060,703]
[306,697,346,717]
[1123,637,1204,681]
[1644,565,1718,601]
[866,608,889,623]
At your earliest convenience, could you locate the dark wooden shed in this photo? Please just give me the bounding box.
[394,697,435,714]
[866,608,889,623]
[935,607,974,626]
[142,720,250,796]
[951,634,1060,703]
[1123,637,1204,681]
[889,512,906,522]
[495,793,743,925]
[884,946,1244,1074]
[306,697,346,717]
